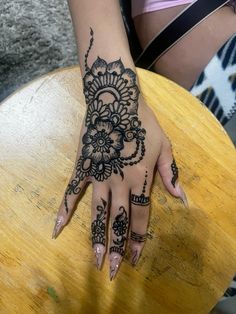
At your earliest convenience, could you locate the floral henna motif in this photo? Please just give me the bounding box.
[171,159,178,188]
[82,120,124,163]
[64,28,146,213]
[91,198,107,246]
[110,206,128,256]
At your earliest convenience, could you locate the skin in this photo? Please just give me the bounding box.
[52,0,188,280]
[133,4,236,89]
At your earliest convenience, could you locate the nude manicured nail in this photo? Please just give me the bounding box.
[52,216,64,239]
[110,254,122,281]
[94,244,105,270]
[176,183,189,208]
[131,249,140,266]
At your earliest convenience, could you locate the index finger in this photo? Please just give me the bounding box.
[52,164,87,239]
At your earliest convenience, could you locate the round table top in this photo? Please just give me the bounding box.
[0,66,235,314]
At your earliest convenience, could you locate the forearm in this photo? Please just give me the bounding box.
[68,0,135,75]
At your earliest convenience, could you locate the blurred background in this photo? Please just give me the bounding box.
[0,0,77,102]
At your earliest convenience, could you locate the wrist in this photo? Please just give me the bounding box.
[83,56,140,110]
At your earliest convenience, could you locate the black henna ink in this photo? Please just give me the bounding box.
[84,28,94,72]
[64,28,146,214]
[130,231,147,243]
[110,206,128,256]
[64,179,81,213]
[91,198,107,246]
[131,170,150,206]
[171,159,178,188]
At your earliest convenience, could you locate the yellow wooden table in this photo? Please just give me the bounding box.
[0,66,235,314]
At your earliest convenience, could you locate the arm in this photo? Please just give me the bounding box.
[52,0,187,280]
[68,0,135,76]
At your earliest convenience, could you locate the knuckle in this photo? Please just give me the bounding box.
[130,241,145,251]
[111,202,127,213]
[134,163,149,176]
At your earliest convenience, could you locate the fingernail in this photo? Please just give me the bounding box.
[110,254,122,281]
[52,216,64,239]
[176,183,189,208]
[131,249,140,266]
[94,244,105,270]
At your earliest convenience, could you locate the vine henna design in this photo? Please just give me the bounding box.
[91,198,107,247]
[131,170,150,206]
[84,28,94,72]
[110,206,129,256]
[64,179,81,213]
[130,231,147,243]
[64,28,146,213]
[171,159,178,188]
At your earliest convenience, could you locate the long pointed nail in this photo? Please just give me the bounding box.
[110,254,122,281]
[94,244,105,270]
[52,216,64,239]
[131,249,140,266]
[176,183,189,208]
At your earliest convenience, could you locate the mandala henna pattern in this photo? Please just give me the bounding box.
[91,198,107,246]
[110,206,129,256]
[64,28,146,213]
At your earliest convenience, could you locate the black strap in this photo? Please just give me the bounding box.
[135,0,229,69]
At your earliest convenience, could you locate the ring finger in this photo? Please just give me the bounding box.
[129,169,151,266]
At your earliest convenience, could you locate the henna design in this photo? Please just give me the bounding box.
[64,179,81,213]
[130,231,147,243]
[64,28,146,214]
[171,159,178,188]
[131,170,150,206]
[91,198,107,246]
[110,206,128,256]
[84,27,94,72]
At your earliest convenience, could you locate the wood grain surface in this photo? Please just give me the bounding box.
[0,66,235,314]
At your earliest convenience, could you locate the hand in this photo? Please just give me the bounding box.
[51,49,187,280]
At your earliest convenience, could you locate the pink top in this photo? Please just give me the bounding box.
[131,0,194,17]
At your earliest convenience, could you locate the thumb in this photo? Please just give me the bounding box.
[157,140,188,207]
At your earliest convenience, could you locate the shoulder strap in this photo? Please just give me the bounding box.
[135,0,229,69]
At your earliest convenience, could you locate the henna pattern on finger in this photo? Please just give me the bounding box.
[84,28,94,72]
[130,231,147,243]
[91,198,107,246]
[64,28,146,214]
[110,206,128,256]
[64,179,82,213]
[131,170,150,206]
[171,159,178,188]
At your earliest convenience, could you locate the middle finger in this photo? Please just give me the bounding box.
[109,188,130,281]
